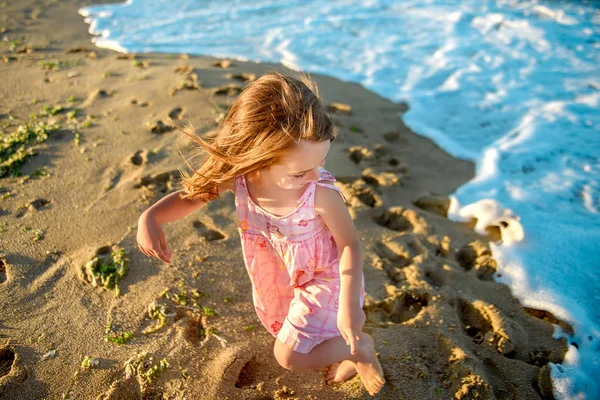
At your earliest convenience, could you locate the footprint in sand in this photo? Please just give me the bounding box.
[423,263,448,288]
[234,355,277,389]
[132,149,166,166]
[386,157,408,173]
[95,245,112,256]
[348,145,406,174]
[97,377,142,400]
[213,84,243,97]
[348,146,373,165]
[351,182,380,208]
[523,307,574,336]
[15,198,51,218]
[203,343,292,400]
[174,64,194,75]
[172,313,207,344]
[413,193,450,217]
[457,299,520,357]
[458,299,493,346]
[362,168,402,188]
[130,98,150,107]
[372,255,406,284]
[103,168,123,192]
[374,239,412,267]
[168,107,183,120]
[228,72,256,83]
[193,221,225,241]
[170,73,201,95]
[0,347,27,391]
[373,208,414,232]
[383,131,404,143]
[116,53,136,60]
[133,170,179,203]
[327,102,352,115]
[0,348,15,379]
[213,59,232,69]
[373,207,429,235]
[453,373,493,399]
[81,89,111,108]
[367,291,429,326]
[0,259,7,284]
[455,241,497,281]
[148,120,174,134]
[429,235,451,258]
[28,198,50,211]
[134,170,179,196]
[337,180,380,208]
[130,150,144,166]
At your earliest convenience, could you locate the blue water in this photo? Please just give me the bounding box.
[80,1,600,397]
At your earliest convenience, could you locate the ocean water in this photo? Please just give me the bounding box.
[79,0,600,398]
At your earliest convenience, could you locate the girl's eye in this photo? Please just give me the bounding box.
[293,173,305,179]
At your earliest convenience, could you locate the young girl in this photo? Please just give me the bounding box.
[137,72,385,396]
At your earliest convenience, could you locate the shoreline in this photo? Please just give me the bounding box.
[0,0,568,398]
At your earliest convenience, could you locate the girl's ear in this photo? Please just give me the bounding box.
[247,170,261,181]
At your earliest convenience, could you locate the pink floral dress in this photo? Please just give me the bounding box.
[235,167,365,353]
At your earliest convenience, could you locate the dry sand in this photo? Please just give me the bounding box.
[0,1,569,399]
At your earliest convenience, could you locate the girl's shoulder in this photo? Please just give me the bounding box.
[313,169,347,217]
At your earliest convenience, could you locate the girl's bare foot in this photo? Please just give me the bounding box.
[324,360,357,385]
[352,334,385,396]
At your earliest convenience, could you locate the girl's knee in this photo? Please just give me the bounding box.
[358,331,373,344]
[273,339,298,371]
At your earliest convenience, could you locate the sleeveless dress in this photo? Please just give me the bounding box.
[234,167,365,354]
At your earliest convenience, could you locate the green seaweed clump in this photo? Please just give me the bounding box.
[104,330,133,345]
[81,248,129,296]
[81,356,99,369]
[124,352,169,383]
[40,104,64,116]
[142,302,175,334]
[0,121,57,178]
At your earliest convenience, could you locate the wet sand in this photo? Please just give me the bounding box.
[0,0,568,398]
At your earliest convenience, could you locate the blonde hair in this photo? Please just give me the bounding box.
[178,71,335,201]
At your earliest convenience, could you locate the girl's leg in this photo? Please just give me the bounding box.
[273,332,385,396]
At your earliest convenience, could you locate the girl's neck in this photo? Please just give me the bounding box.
[246,172,310,217]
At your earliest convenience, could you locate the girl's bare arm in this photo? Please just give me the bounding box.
[142,181,234,223]
[315,185,364,355]
[142,191,205,223]
[137,182,234,263]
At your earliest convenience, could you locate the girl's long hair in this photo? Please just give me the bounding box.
[178,71,335,201]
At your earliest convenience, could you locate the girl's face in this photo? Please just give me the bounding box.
[263,139,331,190]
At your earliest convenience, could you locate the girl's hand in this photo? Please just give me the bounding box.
[137,212,172,264]
[337,304,366,355]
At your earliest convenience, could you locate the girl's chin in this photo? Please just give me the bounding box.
[278,183,308,190]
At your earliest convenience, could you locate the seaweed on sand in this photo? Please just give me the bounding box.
[104,330,133,345]
[142,302,174,334]
[81,248,129,297]
[124,352,169,383]
[0,121,58,178]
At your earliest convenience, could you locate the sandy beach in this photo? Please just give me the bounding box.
[0,0,570,399]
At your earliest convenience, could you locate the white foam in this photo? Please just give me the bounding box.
[448,198,524,245]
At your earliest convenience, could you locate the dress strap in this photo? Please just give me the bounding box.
[235,175,245,196]
[234,175,249,205]
[315,168,347,204]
